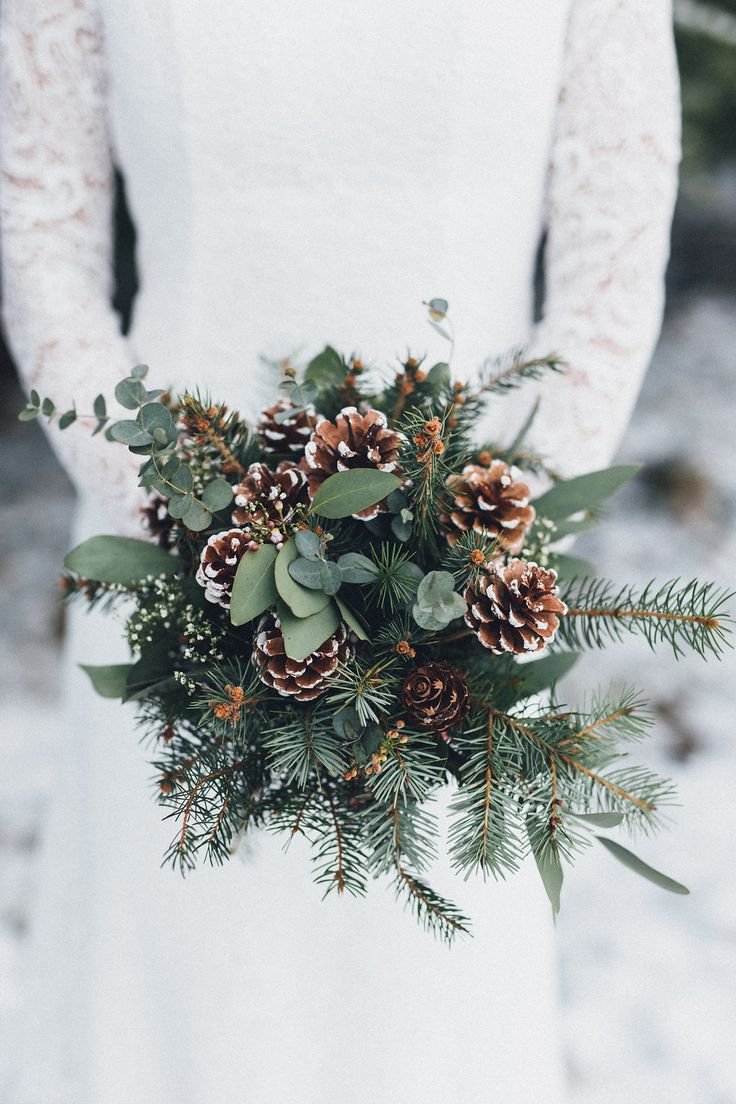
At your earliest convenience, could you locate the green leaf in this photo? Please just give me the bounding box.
[115,377,148,410]
[202,478,234,511]
[288,557,325,590]
[549,554,596,582]
[230,543,278,626]
[415,570,456,606]
[93,394,107,419]
[304,345,345,388]
[30,389,40,408]
[504,398,540,462]
[181,501,212,531]
[131,363,149,380]
[337,552,379,584]
[275,539,331,617]
[170,465,193,494]
[532,841,564,915]
[123,650,176,702]
[80,663,133,700]
[549,516,599,541]
[335,596,370,641]
[413,592,466,631]
[64,535,180,584]
[425,361,451,389]
[295,530,322,561]
[167,493,193,519]
[596,837,690,895]
[109,419,154,447]
[41,397,56,417]
[18,407,40,422]
[532,465,642,521]
[58,409,77,430]
[511,651,580,701]
[276,598,340,661]
[320,561,342,595]
[310,469,402,519]
[425,297,449,320]
[428,320,451,341]
[569,812,625,828]
[140,402,175,437]
[391,515,412,542]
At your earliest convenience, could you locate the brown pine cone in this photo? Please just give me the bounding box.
[257,399,317,456]
[400,661,469,731]
[464,559,567,655]
[252,613,350,701]
[440,461,535,554]
[231,461,307,543]
[303,406,404,519]
[196,528,257,608]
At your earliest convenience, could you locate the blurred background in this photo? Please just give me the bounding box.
[1,5,735,1101]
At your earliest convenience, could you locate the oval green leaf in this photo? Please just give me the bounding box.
[596,836,690,895]
[275,539,331,617]
[310,469,402,519]
[80,663,133,700]
[276,598,340,662]
[64,536,180,585]
[532,465,642,522]
[230,543,278,626]
[202,477,234,511]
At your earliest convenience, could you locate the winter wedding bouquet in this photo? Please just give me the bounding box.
[21,301,732,941]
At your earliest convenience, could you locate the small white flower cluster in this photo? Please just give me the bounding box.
[127,577,227,662]
[173,670,198,695]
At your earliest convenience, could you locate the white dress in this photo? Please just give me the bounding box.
[0,2,680,1102]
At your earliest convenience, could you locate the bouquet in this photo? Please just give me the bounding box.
[21,301,732,941]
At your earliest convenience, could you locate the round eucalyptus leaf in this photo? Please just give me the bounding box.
[140,402,173,432]
[167,493,193,519]
[115,377,148,410]
[131,364,150,380]
[319,560,342,596]
[109,420,153,447]
[294,530,322,561]
[337,552,378,584]
[288,557,324,591]
[181,501,212,531]
[202,478,234,511]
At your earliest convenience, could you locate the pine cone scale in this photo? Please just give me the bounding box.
[465,559,567,655]
[253,614,350,701]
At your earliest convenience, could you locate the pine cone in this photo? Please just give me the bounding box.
[400,661,469,731]
[440,461,535,554]
[141,494,176,549]
[257,399,317,456]
[252,613,350,701]
[196,528,257,608]
[464,559,567,655]
[303,406,404,519]
[231,461,307,544]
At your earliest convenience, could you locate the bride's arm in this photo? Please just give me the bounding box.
[0,0,144,532]
[527,0,681,478]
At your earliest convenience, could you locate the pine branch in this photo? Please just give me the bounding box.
[473,347,564,397]
[559,577,734,659]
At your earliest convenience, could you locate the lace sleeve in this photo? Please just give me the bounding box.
[0,0,144,533]
[526,0,681,479]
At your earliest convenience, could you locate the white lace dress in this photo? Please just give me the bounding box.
[0,2,680,1102]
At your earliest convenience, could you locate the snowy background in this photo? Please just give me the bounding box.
[2,9,736,1100]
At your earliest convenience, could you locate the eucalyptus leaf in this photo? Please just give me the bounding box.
[415,570,456,606]
[64,535,180,584]
[93,394,107,419]
[294,530,322,561]
[41,397,55,417]
[170,465,193,495]
[115,377,148,410]
[319,560,342,596]
[391,515,412,542]
[333,707,361,740]
[30,389,40,408]
[337,552,379,584]
[532,465,642,521]
[230,543,278,626]
[510,651,580,702]
[596,837,690,895]
[275,539,331,617]
[80,663,133,700]
[152,426,169,446]
[531,839,563,915]
[426,361,451,389]
[548,554,596,582]
[276,598,340,662]
[58,409,77,430]
[304,345,345,387]
[131,364,149,380]
[202,478,234,511]
[288,557,324,589]
[167,493,193,519]
[428,320,451,341]
[140,402,173,433]
[310,468,402,519]
[18,407,39,422]
[426,297,449,320]
[109,420,154,447]
[161,456,182,480]
[181,501,212,531]
[569,812,625,828]
[335,596,370,641]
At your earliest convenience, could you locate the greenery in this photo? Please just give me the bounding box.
[22,303,733,943]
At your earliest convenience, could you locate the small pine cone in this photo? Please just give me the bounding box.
[141,494,176,549]
[440,461,535,554]
[252,613,350,701]
[464,559,567,655]
[231,461,307,544]
[303,406,404,519]
[400,661,469,731]
[196,528,257,608]
[257,399,317,455]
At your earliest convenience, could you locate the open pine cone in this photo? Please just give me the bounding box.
[464,559,567,655]
[257,399,317,456]
[196,528,257,608]
[400,661,469,731]
[303,406,404,519]
[231,461,307,544]
[252,613,350,701]
[440,461,535,554]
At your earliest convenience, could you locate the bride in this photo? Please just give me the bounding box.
[0,2,679,1101]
